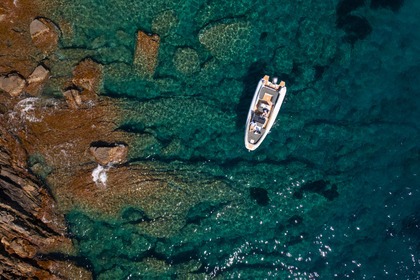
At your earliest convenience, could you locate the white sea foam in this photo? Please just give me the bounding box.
[92,164,110,187]
[12,97,42,122]
[9,98,60,126]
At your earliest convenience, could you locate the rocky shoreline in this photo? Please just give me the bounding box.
[0,0,130,278]
[0,123,91,279]
[0,0,174,277]
[0,0,235,273]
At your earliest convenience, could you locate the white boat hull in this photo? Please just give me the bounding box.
[244,76,287,151]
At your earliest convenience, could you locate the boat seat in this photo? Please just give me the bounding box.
[263,75,269,85]
[253,114,266,125]
[263,93,273,103]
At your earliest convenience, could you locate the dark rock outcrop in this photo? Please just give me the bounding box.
[0,124,92,279]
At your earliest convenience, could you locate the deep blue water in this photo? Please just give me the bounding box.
[47,0,419,278]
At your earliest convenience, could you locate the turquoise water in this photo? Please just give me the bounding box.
[48,0,419,278]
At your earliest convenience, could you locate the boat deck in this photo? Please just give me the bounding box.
[247,86,279,145]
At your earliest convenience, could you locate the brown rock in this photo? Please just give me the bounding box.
[28,64,49,84]
[133,30,160,77]
[0,0,42,77]
[2,237,38,258]
[30,18,49,36]
[29,18,60,52]
[26,64,50,96]
[0,1,12,22]
[0,74,26,96]
[72,58,103,97]
[89,144,128,166]
[37,260,92,280]
[63,89,82,109]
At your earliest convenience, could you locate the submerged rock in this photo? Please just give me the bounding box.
[0,73,26,96]
[29,17,60,52]
[152,10,178,36]
[173,47,200,75]
[336,15,372,45]
[133,30,160,77]
[370,0,404,12]
[250,187,269,206]
[198,21,253,62]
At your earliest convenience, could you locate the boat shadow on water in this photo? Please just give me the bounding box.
[235,62,266,129]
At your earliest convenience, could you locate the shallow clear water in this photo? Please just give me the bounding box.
[48,0,420,278]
